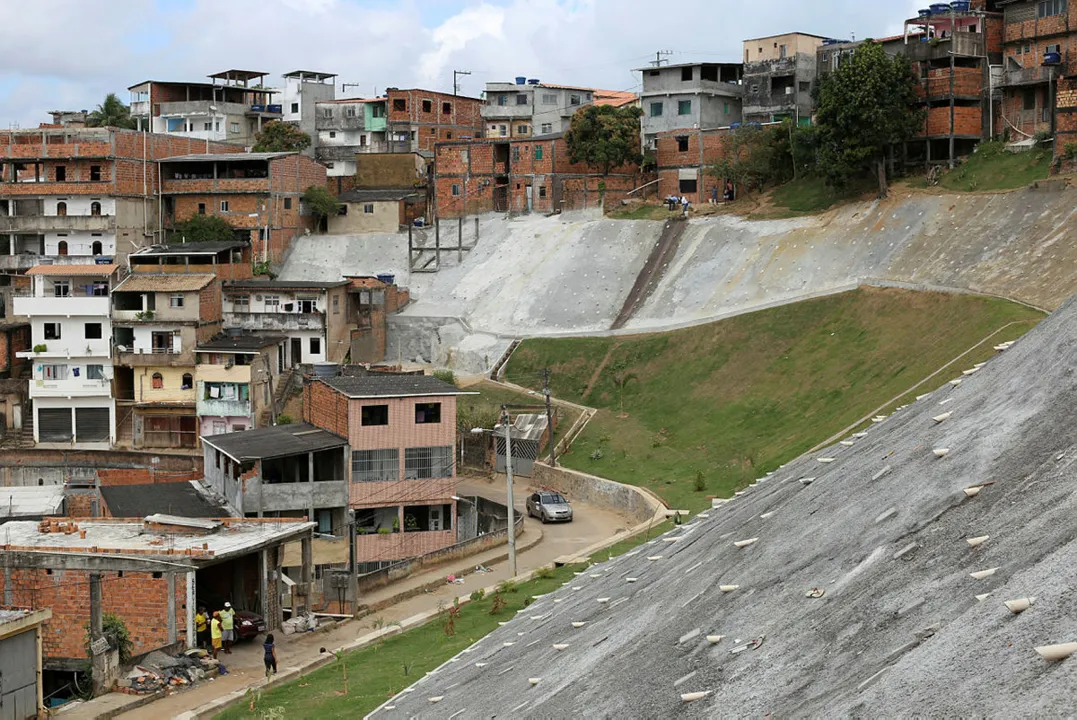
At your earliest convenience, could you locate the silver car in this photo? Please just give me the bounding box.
[526,491,573,523]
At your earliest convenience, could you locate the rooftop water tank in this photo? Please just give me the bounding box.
[376,273,396,285]
[951,0,970,11]
[313,362,340,378]
[527,78,540,85]
[929,3,951,14]
[515,76,527,85]
[918,7,932,16]
[1044,52,1062,65]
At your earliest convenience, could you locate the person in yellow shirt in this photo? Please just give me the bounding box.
[219,602,236,654]
[194,606,209,649]
[210,612,223,659]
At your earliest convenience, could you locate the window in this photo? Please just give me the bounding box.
[151,331,171,352]
[181,373,193,389]
[535,146,543,160]
[284,197,292,210]
[332,294,339,313]
[1025,42,1032,54]
[55,166,66,182]
[779,44,787,59]
[429,127,436,135]
[539,185,547,198]
[542,93,557,105]
[414,402,441,424]
[1038,0,1067,18]
[701,65,718,82]
[364,204,375,214]
[1043,106,1051,122]
[264,295,280,310]
[1017,45,1023,55]
[233,294,249,310]
[43,364,67,380]
[329,131,336,138]
[197,203,206,215]
[447,131,453,139]
[569,94,581,106]
[499,124,508,137]
[352,448,399,482]
[540,122,552,134]
[650,102,663,117]
[203,122,212,131]
[512,146,521,162]
[724,102,730,114]
[422,99,432,112]
[676,135,689,152]
[170,294,184,308]
[404,446,453,479]
[516,94,528,105]
[52,280,70,297]
[84,323,102,339]
[393,98,407,111]
[220,200,229,212]
[90,166,101,181]
[322,107,333,118]
[1046,44,1061,54]
[290,102,299,113]
[679,178,698,193]
[751,83,759,93]
[361,404,389,426]
[517,125,529,135]
[682,66,693,81]
[442,101,452,114]
[345,106,356,117]
[451,184,461,196]
[44,323,62,340]
[91,240,102,255]
[57,240,68,256]
[230,122,239,134]
[87,365,104,380]
[309,336,321,354]
[799,81,810,92]
[90,201,101,216]
[296,297,316,313]
[56,201,67,216]
[678,100,692,115]
[371,104,385,118]
[152,372,164,389]
[1024,88,1037,110]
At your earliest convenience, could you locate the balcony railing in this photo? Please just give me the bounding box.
[197,397,252,417]
[902,33,985,63]
[115,347,194,366]
[1000,65,1055,87]
[0,215,115,233]
[223,311,325,331]
[13,295,110,317]
[30,377,112,398]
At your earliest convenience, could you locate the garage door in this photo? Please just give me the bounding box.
[75,407,111,443]
[38,408,72,442]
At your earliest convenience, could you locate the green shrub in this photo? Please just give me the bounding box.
[33,344,47,354]
[85,613,133,665]
[469,588,486,602]
[432,369,456,386]
[276,414,294,425]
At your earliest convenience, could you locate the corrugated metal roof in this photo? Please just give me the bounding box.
[113,274,215,293]
[321,374,474,399]
[0,485,65,518]
[101,482,228,519]
[197,333,287,352]
[202,422,347,462]
[26,263,117,276]
[159,152,294,163]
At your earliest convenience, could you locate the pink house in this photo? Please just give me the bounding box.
[305,373,475,572]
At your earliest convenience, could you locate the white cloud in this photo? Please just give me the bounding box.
[417,4,506,86]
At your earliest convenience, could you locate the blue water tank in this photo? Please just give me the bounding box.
[515,76,527,85]
[527,78,540,85]
[918,8,932,16]
[376,273,396,285]
[951,0,970,10]
[730,122,742,130]
[267,104,282,113]
[250,104,266,112]
[1044,52,1062,65]
[929,3,951,14]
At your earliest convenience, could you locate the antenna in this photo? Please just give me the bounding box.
[651,50,673,67]
[454,69,472,97]
[341,82,363,95]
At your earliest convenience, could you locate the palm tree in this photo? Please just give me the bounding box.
[86,93,136,129]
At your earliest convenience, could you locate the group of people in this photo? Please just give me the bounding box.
[665,194,691,216]
[193,602,278,679]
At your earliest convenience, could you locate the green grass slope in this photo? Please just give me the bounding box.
[506,288,1043,511]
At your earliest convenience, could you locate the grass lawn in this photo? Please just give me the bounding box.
[607,203,677,220]
[756,176,875,218]
[505,288,1043,511]
[935,141,1052,192]
[217,522,670,720]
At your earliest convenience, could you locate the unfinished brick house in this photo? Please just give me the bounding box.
[304,373,473,571]
[386,88,485,153]
[433,134,645,218]
[158,151,326,263]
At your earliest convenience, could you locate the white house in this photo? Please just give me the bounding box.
[15,264,119,447]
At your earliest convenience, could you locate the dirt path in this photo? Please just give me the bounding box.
[581,342,621,399]
[610,219,687,330]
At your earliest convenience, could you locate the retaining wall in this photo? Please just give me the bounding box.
[529,462,664,524]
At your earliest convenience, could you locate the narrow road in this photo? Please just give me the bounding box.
[115,477,631,719]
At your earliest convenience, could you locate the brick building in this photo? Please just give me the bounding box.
[158,151,326,263]
[433,134,644,218]
[128,240,254,281]
[637,62,744,150]
[480,79,635,139]
[742,32,829,124]
[654,126,739,205]
[304,373,473,570]
[386,88,484,153]
[347,275,411,364]
[0,516,314,679]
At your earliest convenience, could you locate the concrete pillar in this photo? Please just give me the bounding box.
[89,573,107,696]
[300,533,313,616]
[259,549,269,620]
[166,572,177,645]
[185,571,196,649]
[36,623,44,717]
[308,451,315,524]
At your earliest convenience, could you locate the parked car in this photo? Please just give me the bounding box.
[198,598,266,640]
[526,491,573,523]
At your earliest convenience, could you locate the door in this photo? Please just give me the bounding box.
[38,408,73,442]
[290,337,302,366]
[75,407,111,443]
[317,510,332,534]
[429,505,443,531]
[526,184,533,213]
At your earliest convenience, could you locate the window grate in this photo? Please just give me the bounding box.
[351,448,399,482]
[404,446,453,480]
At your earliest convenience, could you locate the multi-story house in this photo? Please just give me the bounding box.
[15,264,118,448]
[637,62,744,150]
[742,32,829,124]
[221,279,351,366]
[304,373,471,571]
[158,152,326,263]
[385,88,484,152]
[279,71,338,152]
[481,80,636,139]
[996,0,1074,145]
[128,70,282,146]
[111,273,222,450]
[195,332,285,438]
[315,99,393,179]
[128,240,253,281]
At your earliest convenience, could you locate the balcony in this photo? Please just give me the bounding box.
[13,295,110,317]
[355,528,456,562]
[0,215,115,233]
[112,307,200,324]
[130,101,150,117]
[158,100,250,118]
[316,146,367,162]
[19,338,112,360]
[481,104,533,120]
[161,177,271,195]
[902,33,985,63]
[115,347,195,367]
[315,114,365,132]
[197,396,251,418]
[244,480,349,514]
[1000,65,1055,87]
[223,311,325,332]
[30,377,112,398]
[196,364,252,384]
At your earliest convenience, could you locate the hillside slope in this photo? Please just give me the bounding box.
[378,297,1077,717]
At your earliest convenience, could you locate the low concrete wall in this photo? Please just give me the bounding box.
[0,450,203,486]
[529,462,664,524]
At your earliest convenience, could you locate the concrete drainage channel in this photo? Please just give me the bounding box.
[377,297,1077,717]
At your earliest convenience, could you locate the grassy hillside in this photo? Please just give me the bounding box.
[506,288,1043,511]
[907,141,1053,192]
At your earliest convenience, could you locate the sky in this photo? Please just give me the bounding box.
[0,0,925,127]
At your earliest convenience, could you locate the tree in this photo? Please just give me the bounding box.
[86,93,136,129]
[252,121,312,152]
[813,41,923,198]
[303,185,340,228]
[174,214,236,244]
[565,104,644,175]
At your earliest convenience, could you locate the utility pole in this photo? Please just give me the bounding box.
[501,405,517,577]
[453,69,472,97]
[543,368,556,466]
[651,50,673,68]
[263,353,279,426]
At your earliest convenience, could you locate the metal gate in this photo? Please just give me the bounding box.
[75,407,110,443]
[495,436,539,477]
[0,627,38,720]
[37,408,72,442]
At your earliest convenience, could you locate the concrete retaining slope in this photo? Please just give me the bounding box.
[378,296,1077,717]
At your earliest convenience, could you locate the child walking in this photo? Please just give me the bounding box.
[263,633,278,680]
